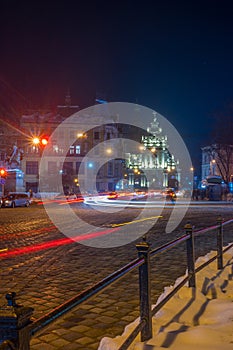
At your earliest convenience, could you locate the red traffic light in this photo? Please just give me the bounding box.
[32,136,48,146]
[41,138,48,146]
[0,168,7,178]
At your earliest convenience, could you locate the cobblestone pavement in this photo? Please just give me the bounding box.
[0,202,233,349]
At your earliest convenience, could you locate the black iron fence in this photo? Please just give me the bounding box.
[0,217,233,350]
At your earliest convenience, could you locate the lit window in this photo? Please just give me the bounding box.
[53,145,59,153]
[75,145,81,154]
[69,146,75,155]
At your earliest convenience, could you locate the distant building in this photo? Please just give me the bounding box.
[19,99,123,194]
[201,144,233,183]
[0,94,125,194]
[124,113,180,190]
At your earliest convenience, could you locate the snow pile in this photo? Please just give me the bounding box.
[98,245,233,350]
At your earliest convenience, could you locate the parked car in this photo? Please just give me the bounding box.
[1,192,30,208]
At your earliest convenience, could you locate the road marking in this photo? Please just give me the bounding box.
[111,215,163,227]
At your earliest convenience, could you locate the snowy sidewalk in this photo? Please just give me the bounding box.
[99,245,233,350]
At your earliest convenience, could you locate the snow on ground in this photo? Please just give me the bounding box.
[98,245,233,350]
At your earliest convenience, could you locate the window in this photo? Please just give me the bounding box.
[76,161,84,174]
[53,145,59,153]
[69,145,81,155]
[115,164,119,177]
[84,142,89,153]
[26,161,38,175]
[94,131,100,140]
[108,161,113,176]
[48,161,57,175]
[63,162,73,175]
[75,145,81,154]
[69,146,75,155]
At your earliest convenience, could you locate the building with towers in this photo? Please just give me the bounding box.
[124,112,180,191]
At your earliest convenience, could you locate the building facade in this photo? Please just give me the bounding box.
[19,105,124,194]
[201,144,233,183]
[124,114,180,191]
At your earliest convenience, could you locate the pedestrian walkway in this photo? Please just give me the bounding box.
[99,246,233,350]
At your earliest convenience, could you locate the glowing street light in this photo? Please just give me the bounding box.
[106,148,112,154]
[32,136,48,146]
[32,137,40,145]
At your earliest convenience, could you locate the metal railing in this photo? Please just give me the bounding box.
[0,217,232,350]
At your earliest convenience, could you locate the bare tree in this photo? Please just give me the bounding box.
[210,105,233,183]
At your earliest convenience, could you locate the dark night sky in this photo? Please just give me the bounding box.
[1,0,233,173]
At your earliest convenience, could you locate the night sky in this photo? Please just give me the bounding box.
[1,0,233,174]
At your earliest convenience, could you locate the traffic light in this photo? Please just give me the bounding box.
[32,136,48,147]
[41,138,48,146]
[0,168,7,178]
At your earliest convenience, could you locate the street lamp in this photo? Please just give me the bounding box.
[106,148,112,155]
[211,159,216,175]
[32,137,40,145]
[31,136,48,151]
[32,136,48,145]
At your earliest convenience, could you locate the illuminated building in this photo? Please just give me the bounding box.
[125,113,180,190]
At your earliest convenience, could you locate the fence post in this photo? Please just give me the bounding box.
[217,216,223,270]
[0,292,34,350]
[136,240,152,342]
[185,223,196,288]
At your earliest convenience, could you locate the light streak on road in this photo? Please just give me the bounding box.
[0,227,120,259]
[0,225,57,241]
[111,215,163,227]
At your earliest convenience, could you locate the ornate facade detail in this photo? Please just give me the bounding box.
[125,113,180,190]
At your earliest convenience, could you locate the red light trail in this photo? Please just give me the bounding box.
[0,227,120,259]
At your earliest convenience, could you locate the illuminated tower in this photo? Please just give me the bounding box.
[125,112,180,190]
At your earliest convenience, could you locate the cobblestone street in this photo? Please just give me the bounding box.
[0,203,233,349]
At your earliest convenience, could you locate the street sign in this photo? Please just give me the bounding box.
[0,178,6,185]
